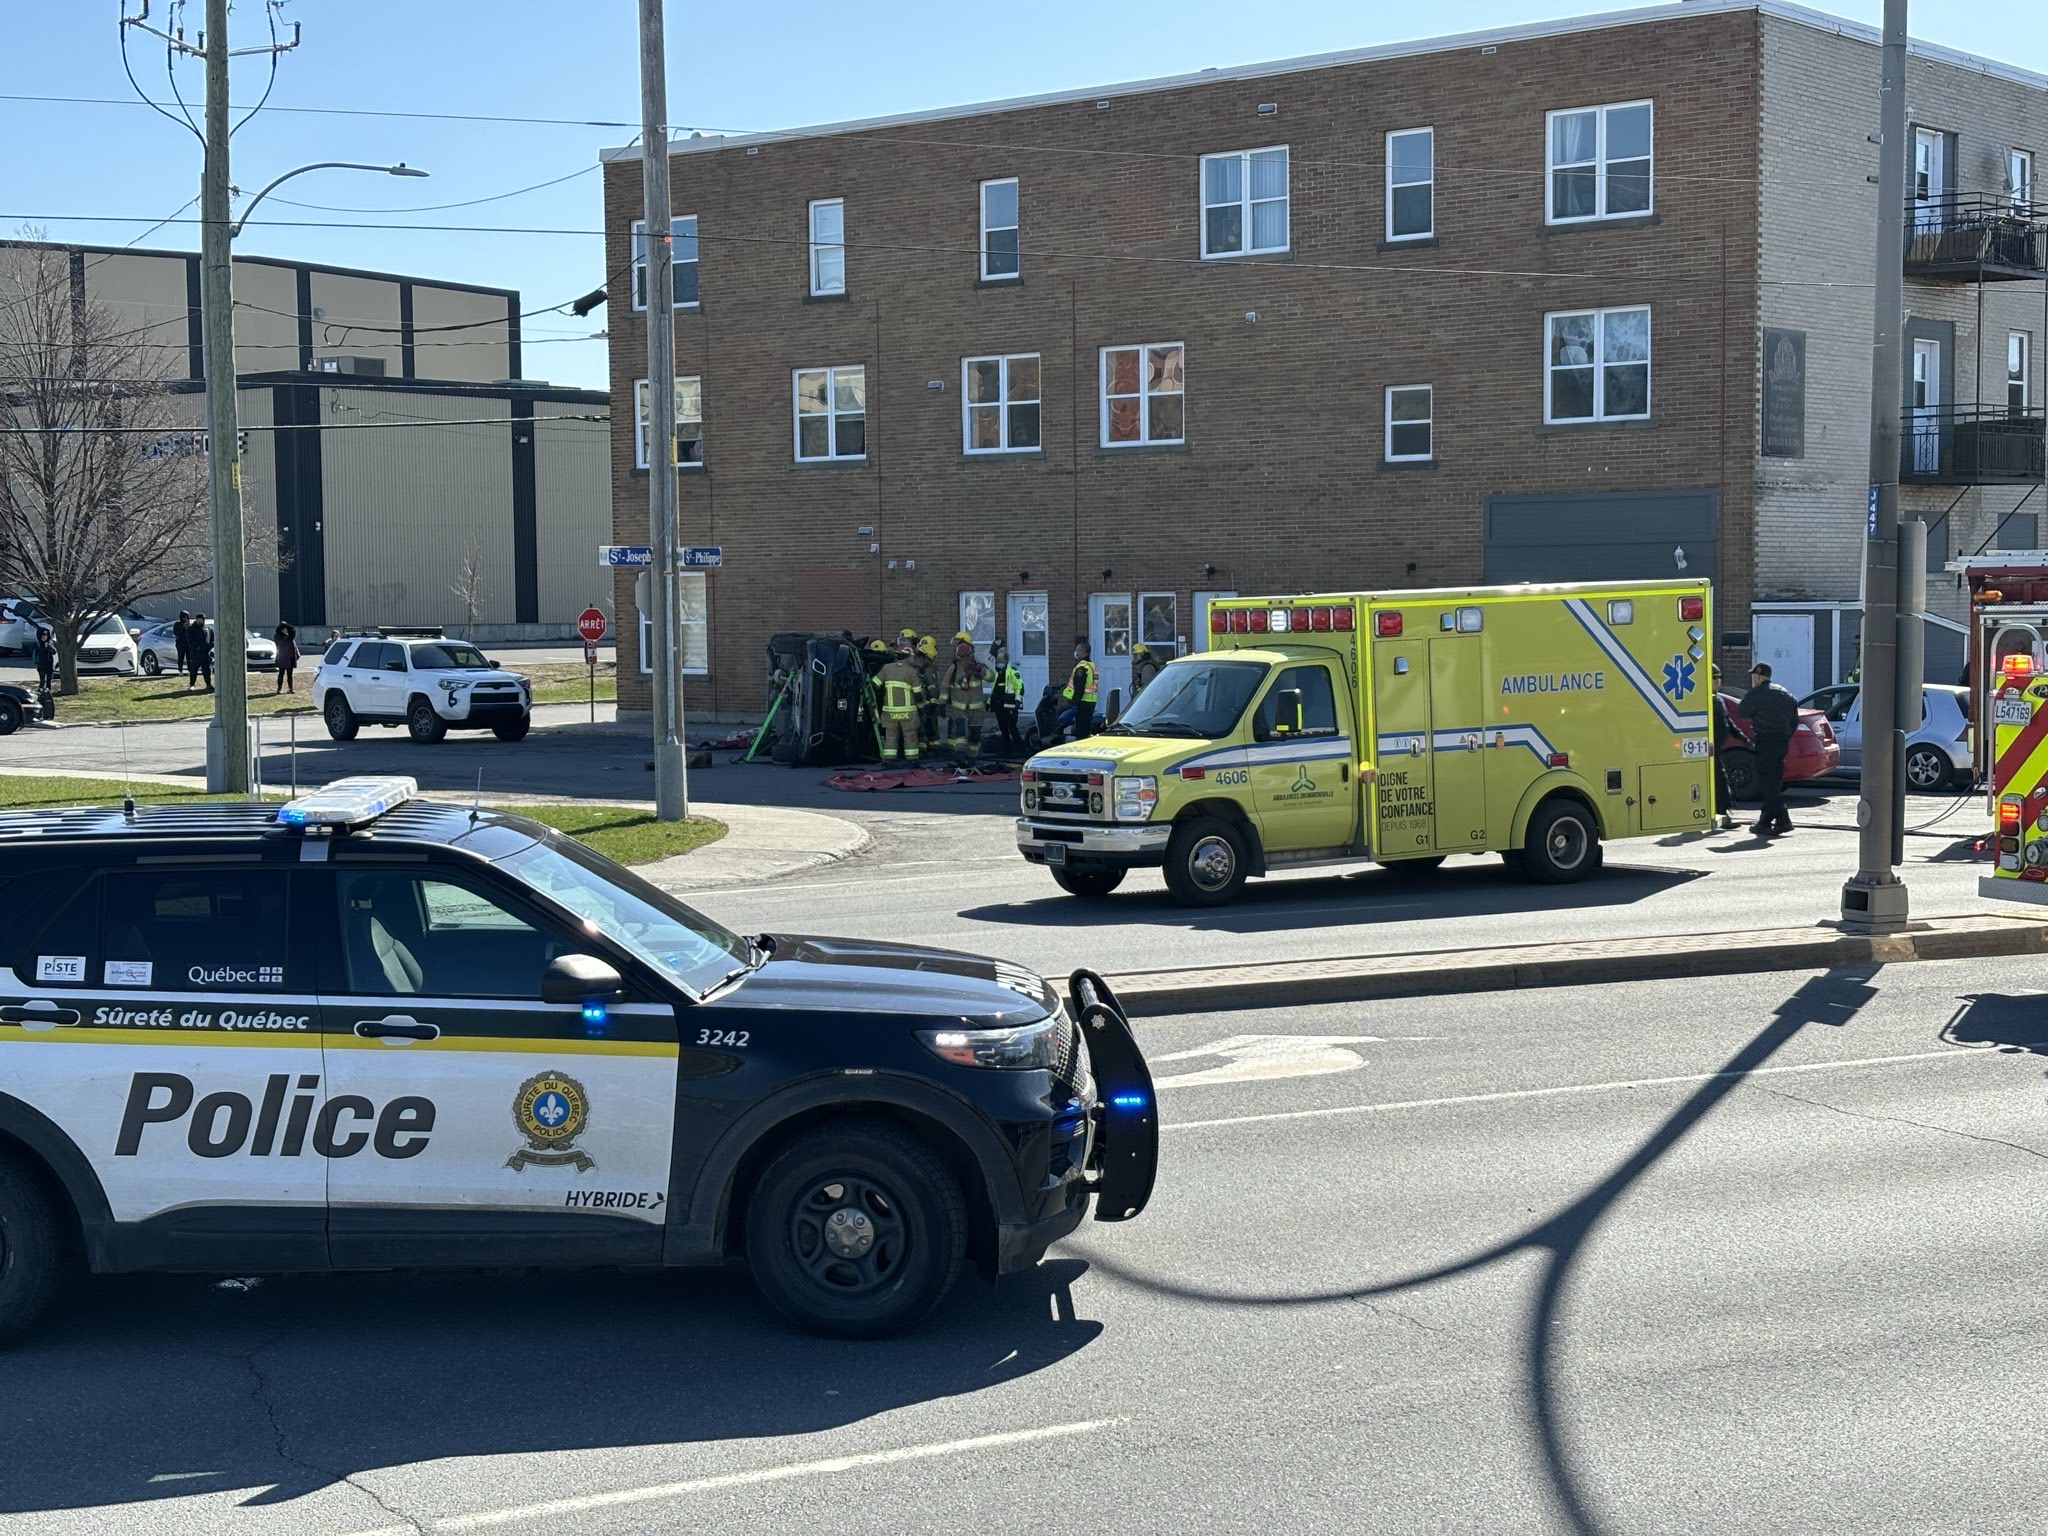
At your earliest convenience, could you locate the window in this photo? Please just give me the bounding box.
[630,217,699,309]
[1140,591,1178,660]
[2012,332,2032,416]
[2011,149,2035,211]
[10,875,98,987]
[1546,101,1653,223]
[1385,384,1433,460]
[103,870,293,994]
[637,571,710,677]
[1257,665,1339,739]
[1545,306,1651,423]
[633,378,705,469]
[338,871,563,999]
[1101,343,1185,446]
[1200,147,1289,257]
[962,354,1041,453]
[958,591,997,649]
[793,365,866,461]
[980,178,1020,281]
[808,198,845,295]
[1386,128,1434,241]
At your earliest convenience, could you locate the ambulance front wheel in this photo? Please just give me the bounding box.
[0,1151,67,1346]
[1523,799,1601,885]
[1164,816,1250,906]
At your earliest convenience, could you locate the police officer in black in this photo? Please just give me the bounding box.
[1737,661,1800,837]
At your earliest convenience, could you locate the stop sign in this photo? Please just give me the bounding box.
[577,607,608,644]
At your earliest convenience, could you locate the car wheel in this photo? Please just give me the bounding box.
[1721,748,1759,804]
[1904,744,1952,794]
[323,693,359,741]
[1051,865,1125,898]
[406,696,448,744]
[492,715,531,743]
[0,1152,68,1347]
[1163,815,1251,907]
[140,651,161,677]
[1521,798,1600,885]
[0,698,20,737]
[744,1121,966,1339]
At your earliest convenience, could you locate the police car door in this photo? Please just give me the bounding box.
[317,865,676,1267]
[0,862,329,1268]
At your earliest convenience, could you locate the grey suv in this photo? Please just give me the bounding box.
[1797,682,1973,792]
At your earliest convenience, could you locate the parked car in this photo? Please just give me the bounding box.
[0,681,40,735]
[1798,682,1973,792]
[72,614,140,676]
[134,621,276,677]
[1716,692,1842,802]
[0,597,45,656]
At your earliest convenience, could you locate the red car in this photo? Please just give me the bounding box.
[1717,692,1841,803]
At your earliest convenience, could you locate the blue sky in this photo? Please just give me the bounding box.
[4,0,2040,392]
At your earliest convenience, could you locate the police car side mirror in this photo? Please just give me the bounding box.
[542,953,623,1005]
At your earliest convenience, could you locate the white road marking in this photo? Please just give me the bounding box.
[1163,1048,1983,1132]
[343,1418,1124,1535]
[1154,1033,1381,1087]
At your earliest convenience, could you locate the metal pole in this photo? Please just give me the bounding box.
[1842,0,1911,932]
[1892,518,1927,868]
[638,0,687,820]
[199,0,248,793]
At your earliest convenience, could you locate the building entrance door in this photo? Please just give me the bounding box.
[1912,337,1942,474]
[1089,592,1133,714]
[1006,591,1049,707]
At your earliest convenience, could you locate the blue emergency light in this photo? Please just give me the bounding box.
[1110,1092,1149,1110]
[276,776,419,830]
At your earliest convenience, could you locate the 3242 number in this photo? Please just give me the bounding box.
[696,1028,751,1049]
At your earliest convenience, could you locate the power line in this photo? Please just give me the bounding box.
[260,161,603,215]
[0,90,658,131]
[0,413,610,437]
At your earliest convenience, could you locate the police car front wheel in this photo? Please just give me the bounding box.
[744,1121,967,1339]
[0,1152,68,1345]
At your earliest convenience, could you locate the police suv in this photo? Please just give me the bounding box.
[0,778,1156,1339]
[315,630,533,744]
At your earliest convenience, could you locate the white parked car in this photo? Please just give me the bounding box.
[73,614,140,676]
[315,631,532,743]
[135,621,277,677]
[0,596,45,656]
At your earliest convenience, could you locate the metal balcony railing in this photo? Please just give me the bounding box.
[1901,404,2047,485]
[1904,195,2047,280]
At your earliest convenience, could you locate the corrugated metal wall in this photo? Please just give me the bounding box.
[533,414,614,625]
[320,389,517,629]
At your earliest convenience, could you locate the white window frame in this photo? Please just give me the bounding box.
[1385,127,1434,242]
[1199,146,1290,259]
[1543,306,1653,424]
[979,177,1020,282]
[1384,384,1434,462]
[808,198,846,296]
[1545,100,1655,225]
[1139,590,1179,660]
[2012,331,2032,414]
[961,353,1042,455]
[2013,148,2036,211]
[792,365,866,463]
[632,377,705,470]
[630,217,699,311]
[637,572,709,677]
[1099,342,1186,448]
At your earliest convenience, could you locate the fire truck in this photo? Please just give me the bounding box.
[1981,651,2048,903]
[1949,555,2048,786]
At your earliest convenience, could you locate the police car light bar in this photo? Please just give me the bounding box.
[277,776,419,830]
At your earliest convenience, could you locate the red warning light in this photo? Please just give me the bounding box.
[1679,597,1705,622]
[1375,612,1403,638]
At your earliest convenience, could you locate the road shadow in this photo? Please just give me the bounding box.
[1942,993,2048,1055]
[1,1259,1098,1517]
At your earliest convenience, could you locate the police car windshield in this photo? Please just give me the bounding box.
[500,837,750,996]
[1104,659,1267,738]
[411,643,492,670]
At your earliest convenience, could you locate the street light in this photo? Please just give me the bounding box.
[200,157,428,794]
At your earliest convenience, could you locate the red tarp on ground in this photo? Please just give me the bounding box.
[825,766,1022,792]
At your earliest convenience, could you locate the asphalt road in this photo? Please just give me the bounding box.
[10,957,2048,1534]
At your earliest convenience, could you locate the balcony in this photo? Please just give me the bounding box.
[1904,196,2047,281]
[1901,405,2046,485]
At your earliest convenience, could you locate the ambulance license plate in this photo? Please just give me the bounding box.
[1998,697,2033,726]
[1044,843,1067,866]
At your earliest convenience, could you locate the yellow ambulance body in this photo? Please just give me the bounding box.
[1016,580,1716,905]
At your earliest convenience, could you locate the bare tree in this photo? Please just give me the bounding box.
[0,240,212,694]
[450,538,488,641]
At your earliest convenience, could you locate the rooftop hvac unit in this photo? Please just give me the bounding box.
[312,355,388,377]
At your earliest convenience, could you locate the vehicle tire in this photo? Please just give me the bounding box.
[492,715,531,743]
[1163,815,1251,907]
[406,696,448,744]
[1720,748,1759,803]
[323,693,359,742]
[744,1121,966,1339]
[0,698,20,737]
[0,1152,68,1346]
[1385,854,1447,877]
[1903,744,1953,794]
[141,652,161,677]
[1521,798,1600,885]
[1051,866,1125,898]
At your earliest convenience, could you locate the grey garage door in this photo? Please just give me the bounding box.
[1482,489,1719,587]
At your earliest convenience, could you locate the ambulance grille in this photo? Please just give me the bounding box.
[1031,771,1100,820]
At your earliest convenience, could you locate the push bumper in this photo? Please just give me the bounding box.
[1016,818,1172,870]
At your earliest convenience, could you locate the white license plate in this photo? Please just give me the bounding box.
[1997,697,2033,726]
[1044,843,1067,866]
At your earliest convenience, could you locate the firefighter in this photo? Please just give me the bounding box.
[942,637,988,759]
[875,645,925,763]
[1131,642,1162,702]
[1059,637,1098,739]
[987,639,1025,757]
[916,635,941,743]
[895,627,919,655]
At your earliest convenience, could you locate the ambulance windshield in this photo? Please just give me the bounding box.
[1105,659,1267,739]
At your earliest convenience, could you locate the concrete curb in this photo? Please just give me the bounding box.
[1106,912,2048,1016]
[640,801,871,892]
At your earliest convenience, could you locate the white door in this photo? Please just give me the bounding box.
[1911,338,1942,474]
[1006,591,1049,706]
[1913,128,1946,228]
[1090,592,1133,712]
[1192,589,1236,652]
[1752,613,1814,700]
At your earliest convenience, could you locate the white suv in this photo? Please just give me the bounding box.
[315,632,532,744]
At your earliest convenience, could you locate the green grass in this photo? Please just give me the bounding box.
[0,774,724,867]
[51,662,615,724]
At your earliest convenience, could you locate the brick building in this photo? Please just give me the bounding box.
[598,0,2047,718]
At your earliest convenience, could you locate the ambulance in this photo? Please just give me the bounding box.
[1016,581,1716,905]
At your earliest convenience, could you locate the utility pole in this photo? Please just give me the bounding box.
[639,0,688,820]
[1842,0,1912,932]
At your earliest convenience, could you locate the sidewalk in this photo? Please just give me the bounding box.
[639,802,870,892]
